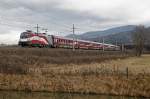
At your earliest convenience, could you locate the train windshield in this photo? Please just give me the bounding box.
[20,32,31,38]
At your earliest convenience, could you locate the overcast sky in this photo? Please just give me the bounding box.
[0,0,150,44]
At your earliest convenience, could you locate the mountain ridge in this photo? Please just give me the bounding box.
[66,25,137,44]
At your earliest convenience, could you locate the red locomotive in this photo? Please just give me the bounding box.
[18,30,120,50]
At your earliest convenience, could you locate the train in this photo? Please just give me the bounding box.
[18,30,120,50]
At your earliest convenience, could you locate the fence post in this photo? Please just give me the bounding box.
[126,67,129,78]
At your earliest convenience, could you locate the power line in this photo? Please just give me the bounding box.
[42,28,48,33]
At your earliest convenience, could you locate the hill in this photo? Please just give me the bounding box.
[66,25,136,44]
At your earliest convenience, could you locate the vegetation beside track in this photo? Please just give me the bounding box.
[0,47,150,97]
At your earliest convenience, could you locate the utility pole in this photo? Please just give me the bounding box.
[115,40,118,50]
[34,24,40,35]
[121,43,124,52]
[103,37,105,51]
[72,24,75,51]
[98,35,101,51]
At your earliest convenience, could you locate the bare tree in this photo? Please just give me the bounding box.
[145,27,150,49]
[132,25,147,57]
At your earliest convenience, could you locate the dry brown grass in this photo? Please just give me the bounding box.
[0,74,149,97]
[0,47,132,74]
[0,47,149,97]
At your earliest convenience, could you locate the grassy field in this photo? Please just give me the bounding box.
[0,47,132,74]
[0,47,149,97]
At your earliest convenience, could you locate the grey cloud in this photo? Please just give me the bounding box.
[0,0,115,36]
[0,0,145,37]
[1,0,149,44]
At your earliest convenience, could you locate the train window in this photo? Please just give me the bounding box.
[55,39,58,42]
[20,32,31,38]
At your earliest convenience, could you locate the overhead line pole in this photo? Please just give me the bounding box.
[103,37,105,52]
[72,24,75,51]
[99,35,101,51]
[115,40,117,50]
[34,24,40,35]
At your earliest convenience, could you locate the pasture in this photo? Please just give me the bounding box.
[0,47,149,97]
